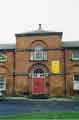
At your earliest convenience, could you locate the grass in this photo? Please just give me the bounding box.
[0,112,79,120]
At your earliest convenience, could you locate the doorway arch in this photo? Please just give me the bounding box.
[33,68,44,77]
[28,63,49,95]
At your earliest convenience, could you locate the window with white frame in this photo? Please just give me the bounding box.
[74,75,79,81]
[72,51,79,60]
[0,54,7,63]
[73,75,79,90]
[0,76,6,90]
[30,45,47,61]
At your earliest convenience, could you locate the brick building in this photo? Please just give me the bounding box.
[0,24,79,97]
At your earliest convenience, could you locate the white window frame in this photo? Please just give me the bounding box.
[72,51,79,60]
[0,76,6,91]
[0,54,7,63]
[73,75,79,90]
[30,46,47,61]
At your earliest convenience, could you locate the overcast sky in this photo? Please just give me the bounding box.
[0,0,79,44]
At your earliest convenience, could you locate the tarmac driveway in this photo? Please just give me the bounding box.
[0,100,79,116]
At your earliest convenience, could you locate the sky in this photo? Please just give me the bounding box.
[0,0,79,44]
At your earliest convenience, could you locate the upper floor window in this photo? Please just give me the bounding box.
[30,45,47,61]
[72,51,79,60]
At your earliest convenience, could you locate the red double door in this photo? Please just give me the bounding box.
[32,76,46,94]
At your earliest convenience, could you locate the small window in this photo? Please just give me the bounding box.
[73,75,79,90]
[0,76,6,90]
[0,54,7,63]
[72,51,79,60]
[74,75,79,81]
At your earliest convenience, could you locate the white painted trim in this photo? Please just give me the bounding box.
[73,75,79,90]
[0,54,7,62]
[0,76,6,91]
[72,52,79,60]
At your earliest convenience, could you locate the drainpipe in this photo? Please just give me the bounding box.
[12,49,16,96]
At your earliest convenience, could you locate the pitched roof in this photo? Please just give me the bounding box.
[0,44,16,49]
[62,41,79,48]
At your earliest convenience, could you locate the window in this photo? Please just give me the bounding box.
[32,68,44,78]
[73,75,79,90]
[0,76,6,90]
[74,75,79,81]
[0,54,7,63]
[30,45,47,61]
[72,51,79,60]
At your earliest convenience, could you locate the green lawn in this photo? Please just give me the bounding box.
[0,112,79,120]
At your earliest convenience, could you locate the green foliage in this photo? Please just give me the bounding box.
[0,112,79,120]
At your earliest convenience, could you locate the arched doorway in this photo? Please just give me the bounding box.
[32,68,47,94]
[29,64,49,95]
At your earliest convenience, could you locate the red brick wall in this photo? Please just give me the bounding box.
[15,35,65,96]
[0,51,14,95]
[65,49,79,96]
[1,34,78,96]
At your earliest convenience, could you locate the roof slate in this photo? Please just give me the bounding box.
[62,41,79,48]
[0,44,16,49]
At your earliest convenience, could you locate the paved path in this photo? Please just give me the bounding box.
[0,100,79,116]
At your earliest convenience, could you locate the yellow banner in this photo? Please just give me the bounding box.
[51,60,60,73]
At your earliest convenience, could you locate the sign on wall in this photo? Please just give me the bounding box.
[51,60,60,74]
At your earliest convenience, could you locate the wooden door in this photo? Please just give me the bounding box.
[32,76,45,94]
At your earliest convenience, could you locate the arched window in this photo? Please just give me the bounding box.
[33,68,44,77]
[30,45,47,61]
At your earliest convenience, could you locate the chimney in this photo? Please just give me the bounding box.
[38,24,42,30]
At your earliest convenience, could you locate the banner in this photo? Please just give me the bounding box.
[51,60,60,73]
